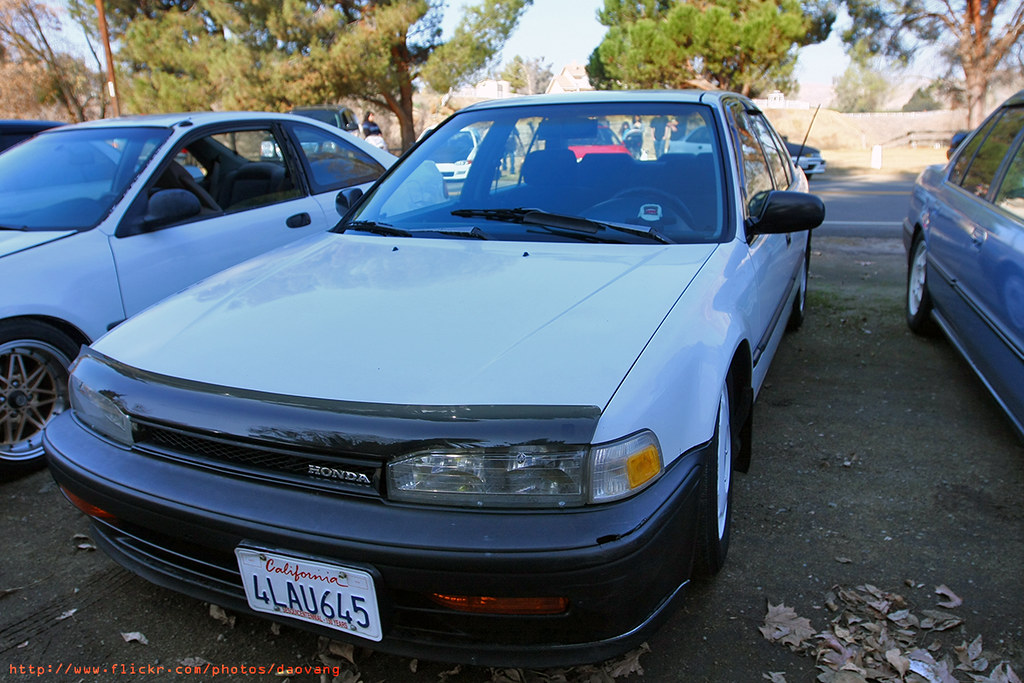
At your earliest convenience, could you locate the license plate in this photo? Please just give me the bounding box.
[235,547,382,642]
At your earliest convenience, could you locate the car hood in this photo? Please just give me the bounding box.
[0,230,75,258]
[94,235,716,408]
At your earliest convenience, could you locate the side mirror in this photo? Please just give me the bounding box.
[336,187,364,215]
[144,189,201,229]
[747,190,825,236]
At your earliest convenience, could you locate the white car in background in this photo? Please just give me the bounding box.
[0,111,394,470]
[785,140,826,179]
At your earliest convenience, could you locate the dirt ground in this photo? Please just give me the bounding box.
[3,234,1023,682]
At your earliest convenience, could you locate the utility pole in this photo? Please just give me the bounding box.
[94,0,120,117]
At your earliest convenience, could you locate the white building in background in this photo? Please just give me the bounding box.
[452,79,515,100]
[546,61,593,94]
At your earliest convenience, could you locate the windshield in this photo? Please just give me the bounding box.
[0,126,170,231]
[346,102,727,244]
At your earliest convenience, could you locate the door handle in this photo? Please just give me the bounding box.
[286,212,312,228]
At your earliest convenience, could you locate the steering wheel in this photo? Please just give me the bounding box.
[609,187,696,227]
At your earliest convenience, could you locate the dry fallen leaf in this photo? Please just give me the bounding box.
[969,662,1023,683]
[605,642,649,678]
[907,649,959,683]
[120,631,149,645]
[955,635,988,672]
[178,657,210,667]
[209,603,236,627]
[763,673,787,683]
[438,664,462,683]
[885,648,910,676]
[328,640,355,664]
[55,608,78,621]
[760,602,816,651]
[935,584,963,609]
[919,610,963,632]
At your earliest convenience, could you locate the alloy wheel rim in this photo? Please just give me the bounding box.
[909,245,927,315]
[0,340,70,459]
[716,388,732,539]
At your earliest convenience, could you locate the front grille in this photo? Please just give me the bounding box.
[133,420,382,497]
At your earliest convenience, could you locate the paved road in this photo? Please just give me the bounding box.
[812,172,919,239]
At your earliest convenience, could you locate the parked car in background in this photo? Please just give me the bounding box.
[0,119,62,153]
[45,91,823,666]
[905,90,1024,434]
[1,111,394,470]
[784,140,826,180]
[433,125,484,181]
[291,106,360,133]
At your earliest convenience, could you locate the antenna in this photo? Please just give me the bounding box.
[796,104,821,159]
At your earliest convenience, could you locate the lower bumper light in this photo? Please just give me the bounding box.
[429,593,569,615]
[60,486,116,521]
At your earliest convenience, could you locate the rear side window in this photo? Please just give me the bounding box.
[291,124,385,193]
[749,114,791,188]
[995,138,1024,220]
[958,108,1024,199]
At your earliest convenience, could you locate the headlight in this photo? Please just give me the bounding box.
[387,430,664,508]
[388,447,586,508]
[69,374,133,446]
[590,431,663,503]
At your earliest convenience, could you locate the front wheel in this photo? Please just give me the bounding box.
[906,234,936,335]
[0,321,79,471]
[692,380,734,578]
[787,235,811,331]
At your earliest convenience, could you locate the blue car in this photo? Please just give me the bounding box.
[905,90,1024,433]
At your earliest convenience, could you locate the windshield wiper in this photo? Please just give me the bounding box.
[451,207,672,244]
[435,226,490,240]
[0,224,29,231]
[338,220,412,238]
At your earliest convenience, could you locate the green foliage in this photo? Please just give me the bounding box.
[104,0,531,150]
[0,0,104,120]
[902,85,941,112]
[832,42,889,112]
[587,0,834,96]
[499,55,553,94]
[840,0,1024,125]
[420,0,532,94]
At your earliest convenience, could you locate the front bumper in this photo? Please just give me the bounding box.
[45,410,704,667]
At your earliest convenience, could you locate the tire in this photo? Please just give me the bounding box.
[787,234,811,331]
[0,321,80,471]
[692,379,735,579]
[906,233,937,335]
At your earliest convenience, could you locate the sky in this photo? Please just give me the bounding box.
[442,0,851,86]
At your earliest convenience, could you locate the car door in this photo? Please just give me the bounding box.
[109,122,330,319]
[956,109,1024,409]
[725,101,801,377]
[930,108,1024,337]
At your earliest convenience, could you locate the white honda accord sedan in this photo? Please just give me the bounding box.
[45,91,824,666]
[0,111,394,469]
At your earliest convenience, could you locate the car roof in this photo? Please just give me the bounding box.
[64,111,321,131]
[1003,89,1024,106]
[458,90,750,113]
[0,119,63,132]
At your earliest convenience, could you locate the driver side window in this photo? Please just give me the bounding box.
[128,127,302,234]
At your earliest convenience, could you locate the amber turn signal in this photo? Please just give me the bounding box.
[60,486,116,521]
[429,593,569,615]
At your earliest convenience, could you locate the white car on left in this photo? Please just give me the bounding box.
[0,111,394,470]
